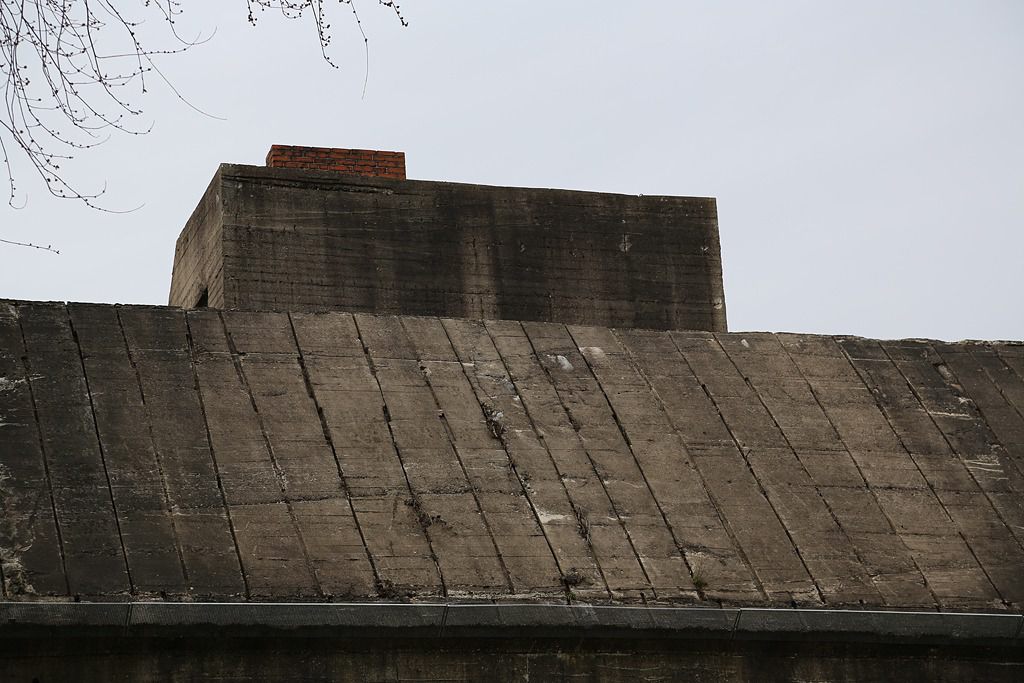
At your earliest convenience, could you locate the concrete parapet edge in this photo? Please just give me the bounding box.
[0,603,1019,646]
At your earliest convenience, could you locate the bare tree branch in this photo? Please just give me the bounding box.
[0,236,59,253]
[0,1,406,213]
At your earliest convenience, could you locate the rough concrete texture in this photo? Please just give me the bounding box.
[168,165,727,331]
[3,637,1022,682]
[2,300,1023,611]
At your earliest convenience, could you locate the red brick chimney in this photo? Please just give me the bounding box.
[265,145,406,180]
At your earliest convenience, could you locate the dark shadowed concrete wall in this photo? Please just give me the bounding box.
[3,637,1022,682]
[168,165,727,331]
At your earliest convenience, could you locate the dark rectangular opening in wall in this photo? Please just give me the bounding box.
[194,288,208,308]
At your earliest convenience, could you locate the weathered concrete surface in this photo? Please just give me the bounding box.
[168,165,727,332]
[3,637,1022,682]
[3,603,1021,681]
[2,301,1024,612]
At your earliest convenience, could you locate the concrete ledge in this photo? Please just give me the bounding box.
[130,603,445,638]
[0,603,1019,646]
[0,602,130,636]
[732,608,1023,644]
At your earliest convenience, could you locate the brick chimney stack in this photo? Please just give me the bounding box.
[265,145,406,180]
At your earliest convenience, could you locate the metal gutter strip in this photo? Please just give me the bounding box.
[0,603,1020,646]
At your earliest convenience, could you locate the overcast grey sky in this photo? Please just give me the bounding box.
[1,1,1021,340]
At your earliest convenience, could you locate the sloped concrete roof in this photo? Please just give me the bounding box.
[1,300,1023,611]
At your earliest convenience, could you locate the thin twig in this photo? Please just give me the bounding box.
[0,237,60,254]
[0,1,406,208]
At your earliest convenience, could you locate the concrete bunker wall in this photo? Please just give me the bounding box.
[169,164,727,331]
